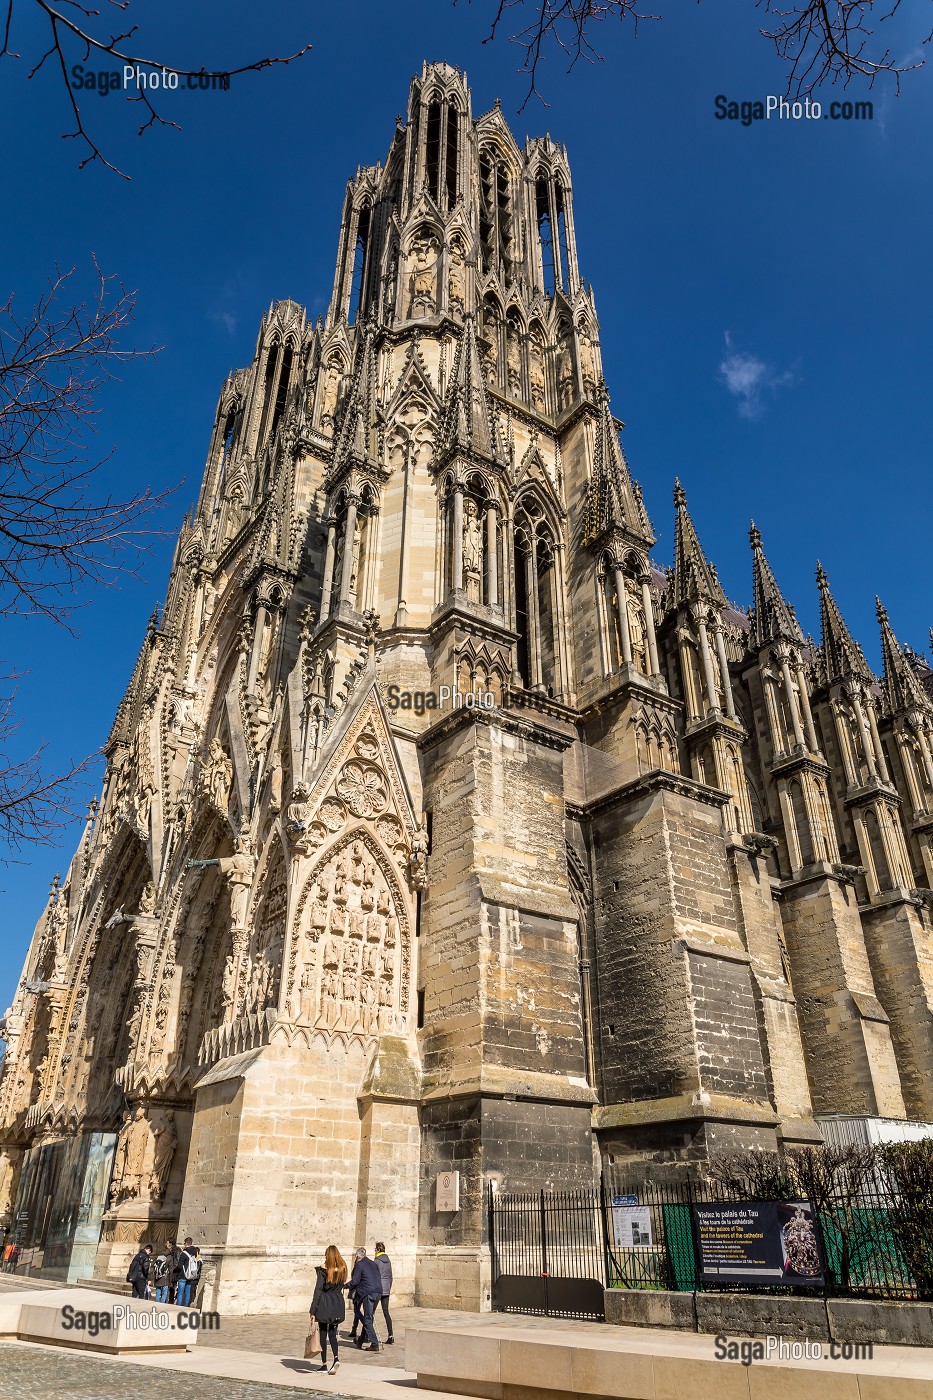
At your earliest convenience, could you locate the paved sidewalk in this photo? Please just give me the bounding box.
[197,1303,595,1370]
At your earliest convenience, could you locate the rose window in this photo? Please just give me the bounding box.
[337,761,388,818]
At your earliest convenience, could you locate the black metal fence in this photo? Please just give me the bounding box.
[487,1173,928,1317]
[488,1187,609,1319]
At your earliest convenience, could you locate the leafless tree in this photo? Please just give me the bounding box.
[0,262,170,853]
[477,0,929,107]
[1,0,312,177]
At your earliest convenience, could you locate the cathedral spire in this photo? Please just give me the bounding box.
[748,522,803,650]
[583,382,653,550]
[816,562,872,684]
[671,479,727,609]
[332,325,379,475]
[439,315,501,462]
[877,598,931,715]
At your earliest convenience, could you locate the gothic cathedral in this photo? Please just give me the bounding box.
[3,63,933,1314]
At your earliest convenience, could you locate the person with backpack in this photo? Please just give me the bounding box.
[175,1237,194,1306]
[373,1242,394,1345]
[347,1247,383,1352]
[177,1244,201,1307]
[126,1242,153,1299]
[309,1245,347,1376]
[152,1243,171,1302]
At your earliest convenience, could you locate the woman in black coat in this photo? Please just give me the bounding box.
[310,1245,348,1374]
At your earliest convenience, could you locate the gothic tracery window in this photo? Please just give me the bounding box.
[514,499,562,696]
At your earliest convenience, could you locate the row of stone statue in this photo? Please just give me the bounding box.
[108,1105,177,1208]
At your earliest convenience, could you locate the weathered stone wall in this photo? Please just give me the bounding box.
[861,900,933,1119]
[180,1034,419,1315]
[780,876,905,1117]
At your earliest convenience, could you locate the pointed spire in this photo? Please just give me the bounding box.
[583,382,653,549]
[877,598,931,715]
[332,326,379,474]
[748,523,804,650]
[671,479,727,610]
[816,562,873,684]
[439,315,500,461]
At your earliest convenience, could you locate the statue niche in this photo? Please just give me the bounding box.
[407,230,438,318]
[244,849,287,1015]
[292,834,408,1036]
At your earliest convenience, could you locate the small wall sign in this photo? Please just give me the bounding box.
[436,1170,460,1212]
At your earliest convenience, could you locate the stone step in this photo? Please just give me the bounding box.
[0,1283,197,1354]
[405,1320,933,1400]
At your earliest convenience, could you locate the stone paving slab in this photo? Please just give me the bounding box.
[196,1302,594,1371]
[0,1342,328,1400]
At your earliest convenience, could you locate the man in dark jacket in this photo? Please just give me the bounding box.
[126,1243,152,1299]
[347,1247,383,1351]
[175,1237,195,1306]
[153,1238,181,1303]
[374,1242,394,1344]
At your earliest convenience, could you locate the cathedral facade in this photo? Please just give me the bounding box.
[2,62,933,1315]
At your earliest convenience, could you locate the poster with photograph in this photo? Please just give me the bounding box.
[692,1200,825,1287]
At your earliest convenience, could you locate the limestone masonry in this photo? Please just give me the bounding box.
[2,62,932,1316]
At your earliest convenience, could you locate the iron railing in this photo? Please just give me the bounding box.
[488,1173,928,1312]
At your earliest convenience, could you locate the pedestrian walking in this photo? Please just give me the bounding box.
[126,1242,152,1299]
[347,1246,383,1352]
[346,1275,363,1341]
[373,1241,394,1345]
[309,1244,347,1376]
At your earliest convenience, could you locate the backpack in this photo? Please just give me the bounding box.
[185,1253,201,1281]
[153,1254,170,1283]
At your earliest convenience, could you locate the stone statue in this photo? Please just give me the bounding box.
[109,1110,133,1205]
[268,753,283,814]
[482,334,498,386]
[579,328,597,387]
[463,499,482,601]
[285,783,312,843]
[409,822,429,891]
[348,514,364,607]
[122,1106,151,1202]
[201,737,233,815]
[408,234,437,317]
[218,826,255,930]
[556,339,574,409]
[320,360,341,426]
[148,1110,177,1203]
[300,964,315,1022]
[529,339,546,411]
[627,591,647,673]
[221,954,237,1011]
[447,240,466,314]
[507,327,522,393]
[383,251,399,320]
[138,882,157,916]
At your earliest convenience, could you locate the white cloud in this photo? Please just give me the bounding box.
[718,332,797,419]
[210,309,238,336]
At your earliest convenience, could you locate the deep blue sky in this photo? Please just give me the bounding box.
[1,0,931,1009]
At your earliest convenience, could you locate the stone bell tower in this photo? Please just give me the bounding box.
[5,60,933,1318]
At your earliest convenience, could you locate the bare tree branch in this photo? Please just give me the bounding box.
[1,0,312,176]
[0,262,171,854]
[0,671,96,857]
[758,0,930,96]
[473,0,654,110]
[0,261,173,627]
[475,0,929,104]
